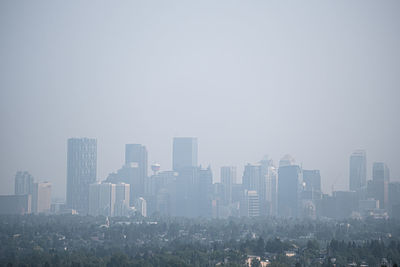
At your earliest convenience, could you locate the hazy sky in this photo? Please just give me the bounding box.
[1,0,399,199]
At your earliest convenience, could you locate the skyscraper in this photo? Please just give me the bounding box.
[242,164,262,192]
[14,171,34,195]
[278,164,302,218]
[66,138,97,214]
[125,144,148,178]
[172,137,198,171]
[260,158,278,216]
[303,170,321,192]
[349,150,366,191]
[221,166,237,205]
[368,162,390,209]
[125,144,148,198]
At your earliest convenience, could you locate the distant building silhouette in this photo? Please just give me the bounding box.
[114,182,130,217]
[389,182,400,219]
[89,182,115,217]
[32,182,51,214]
[278,164,302,218]
[349,150,366,191]
[241,190,260,217]
[221,166,237,205]
[66,138,97,214]
[368,162,390,209]
[125,144,148,198]
[260,158,278,216]
[303,170,321,192]
[0,195,31,215]
[172,137,198,171]
[15,171,34,195]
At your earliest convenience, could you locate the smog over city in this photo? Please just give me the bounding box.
[0,1,400,266]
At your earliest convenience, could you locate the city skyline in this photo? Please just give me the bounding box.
[0,135,398,200]
[1,1,400,265]
[1,1,399,201]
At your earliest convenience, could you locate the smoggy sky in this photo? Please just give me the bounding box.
[1,0,399,199]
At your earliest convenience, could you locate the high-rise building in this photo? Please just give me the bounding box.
[349,150,366,191]
[278,164,302,218]
[389,182,400,218]
[66,138,97,214]
[88,182,116,217]
[372,162,390,182]
[368,162,390,209]
[196,166,213,217]
[242,164,262,191]
[260,159,278,217]
[125,144,148,198]
[242,163,267,215]
[303,170,321,192]
[221,166,236,205]
[114,183,130,217]
[241,190,260,217]
[172,137,198,171]
[15,171,34,195]
[32,182,51,214]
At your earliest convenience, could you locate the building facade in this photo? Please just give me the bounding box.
[66,138,97,214]
[349,150,366,191]
[172,137,198,171]
[278,165,302,218]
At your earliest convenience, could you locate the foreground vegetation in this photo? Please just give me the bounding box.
[1,215,400,266]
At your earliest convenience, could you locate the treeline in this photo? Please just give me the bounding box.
[1,215,400,266]
[325,239,400,266]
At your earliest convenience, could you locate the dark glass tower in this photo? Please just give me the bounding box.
[172,137,198,171]
[349,150,366,191]
[278,165,302,218]
[125,144,148,200]
[66,138,97,214]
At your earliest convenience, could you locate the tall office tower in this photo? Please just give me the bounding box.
[268,166,278,216]
[32,182,51,214]
[303,170,321,192]
[88,182,116,217]
[172,137,198,171]
[196,166,213,217]
[241,190,260,217]
[260,158,278,216]
[349,150,366,191]
[242,163,268,216]
[114,183,130,217]
[125,144,148,198]
[368,162,390,209]
[242,164,262,191]
[372,162,390,181]
[389,182,400,218]
[278,164,303,218]
[15,171,34,195]
[66,138,97,214]
[221,166,237,205]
